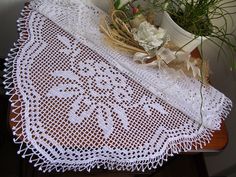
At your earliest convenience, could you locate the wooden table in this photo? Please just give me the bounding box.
[189,122,228,152]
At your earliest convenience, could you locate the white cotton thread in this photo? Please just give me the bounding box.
[3,1,232,173]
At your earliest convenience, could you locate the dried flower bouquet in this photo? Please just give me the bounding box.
[100,0,208,79]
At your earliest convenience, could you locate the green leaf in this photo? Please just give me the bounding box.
[114,0,121,9]
[114,0,132,9]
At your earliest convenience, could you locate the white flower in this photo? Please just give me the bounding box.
[132,21,166,52]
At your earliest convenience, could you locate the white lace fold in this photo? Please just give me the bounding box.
[30,0,232,129]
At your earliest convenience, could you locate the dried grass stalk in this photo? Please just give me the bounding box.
[99,9,145,54]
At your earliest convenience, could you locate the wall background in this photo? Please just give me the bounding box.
[0,1,235,176]
[203,41,236,177]
[0,0,25,58]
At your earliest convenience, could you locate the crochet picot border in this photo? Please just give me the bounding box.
[3,3,232,173]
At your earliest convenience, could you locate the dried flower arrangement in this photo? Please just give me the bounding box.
[100,0,209,79]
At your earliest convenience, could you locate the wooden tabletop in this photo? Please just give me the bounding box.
[189,122,228,152]
[204,122,228,151]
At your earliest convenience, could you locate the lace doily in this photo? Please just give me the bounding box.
[29,0,232,130]
[4,0,232,173]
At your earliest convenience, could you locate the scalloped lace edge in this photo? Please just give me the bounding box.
[2,4,229,173]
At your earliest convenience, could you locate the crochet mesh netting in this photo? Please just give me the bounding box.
[3,0,232,172]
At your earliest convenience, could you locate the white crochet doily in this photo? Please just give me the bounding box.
[4,0,232,173]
